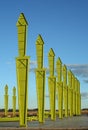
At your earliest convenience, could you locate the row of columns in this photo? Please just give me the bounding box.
[4,85,16,116]
[35,34,81,122]
[15,13,81,127]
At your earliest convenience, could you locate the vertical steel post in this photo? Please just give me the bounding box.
[68,70,73,116]
[56,57,63,118]
[4,85,8,116]
[13,87,16,116]
[63,65,68,117]
[78,80,81,115]
[16,13,30,127]
[35,35,45,123]
[72,74,76,115]
[48,48,56,120]
[75,78,78,115]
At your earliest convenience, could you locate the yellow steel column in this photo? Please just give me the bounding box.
[56,57,63,119]
[79,95,81,115]
[75,77,78,115]
[16,13,30,127]
[13,87,16,116]
[35,35,45,123]
[48,48,56,120]
[79,81,81,115]
[71,71,73,116]
[56,58,62,81]
[72,74,76,115]
[78,80,81,115]
[62,65,68,117]
[4,85,8,116]
[68,70,73,116]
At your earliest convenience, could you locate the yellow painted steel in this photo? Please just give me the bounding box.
[4,85,8,116]
[16,56,29,127]
[48,48,56,120]
[35,35,45,123]
[48,48,55,76]
[56,58,62,82]
[71,73,73,116]
[75,77,78,115]
[16,13,30,127]
[56,58,63,118]
[79,81,81,115]
[68,70,73,116]
[77,80,81,115]
[36,35,44,69]
[16,13,28,57]
[62,65,68,117]
[48,76,56,120]
[36,69,45,123]
[77,79,79,115]
[13,87,16,116]
[57,82,63,118]
[79,95,81,115]
[72,73,76,115]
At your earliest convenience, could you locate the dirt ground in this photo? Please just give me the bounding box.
[0,110,88,130]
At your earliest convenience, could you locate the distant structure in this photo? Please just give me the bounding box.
[13,87,16,116]
[4,85,8,116]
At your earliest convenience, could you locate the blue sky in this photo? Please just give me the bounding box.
[0,0,88,109]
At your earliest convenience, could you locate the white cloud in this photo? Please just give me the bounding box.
[29,63,88,84]
[29,60,37,65]
[29,60,37,72]
[81,92,88,99]
[67,64,88,83]
[83,79,88,83]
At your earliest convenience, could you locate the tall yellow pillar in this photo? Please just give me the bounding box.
[77,80,81,115]
[13,87,16,116]
[72,73,76,115]
[48,48,56,120]
[75,77,78,115]
[68,70,73,116]
[4,85,8,116]
[56,57,63,118]
[35,35,45,123]
[62,65,68,117]
[16,13,30,127]
[79,94,81,115]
